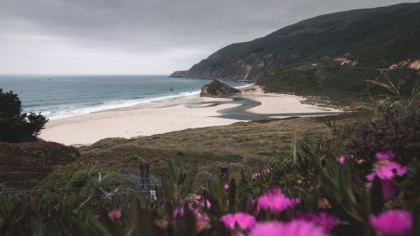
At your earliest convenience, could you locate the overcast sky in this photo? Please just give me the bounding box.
[0,0,417,75]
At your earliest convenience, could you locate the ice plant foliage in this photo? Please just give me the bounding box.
[370,210,413,236]
[249,220,327,236]
[220,212,256,231]
[297,212,340,233]
[256,188,300,214]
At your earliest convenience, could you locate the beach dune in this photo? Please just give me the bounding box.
[40,87,342,146]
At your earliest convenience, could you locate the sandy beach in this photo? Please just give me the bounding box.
[40,86,342,145]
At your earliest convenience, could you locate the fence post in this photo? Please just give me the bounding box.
[220,167,229,183]
[139,163,151,197]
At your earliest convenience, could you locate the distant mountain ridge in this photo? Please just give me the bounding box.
[171,3,420,83]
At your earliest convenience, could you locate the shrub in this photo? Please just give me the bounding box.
[0,89,48,142]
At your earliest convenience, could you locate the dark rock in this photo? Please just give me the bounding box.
[200,80,241,98]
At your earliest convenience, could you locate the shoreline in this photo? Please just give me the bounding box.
[40,86,343,146]
[46,82,255,120]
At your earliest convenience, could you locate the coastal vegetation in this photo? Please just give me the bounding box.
[0,89,48,143]
[1,81,420,235]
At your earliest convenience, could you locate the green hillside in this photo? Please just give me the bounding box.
[171,3,420,96]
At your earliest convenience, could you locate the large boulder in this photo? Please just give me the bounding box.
[200,80,241,98]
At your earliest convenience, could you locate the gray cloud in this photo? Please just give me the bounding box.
[0,0,418,74]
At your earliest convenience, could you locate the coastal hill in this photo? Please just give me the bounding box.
[171,3,420,96]
[0,141,79,189]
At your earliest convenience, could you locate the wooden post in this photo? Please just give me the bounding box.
[220,167,229,183]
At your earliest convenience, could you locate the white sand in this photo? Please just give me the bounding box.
[40,86,342,145]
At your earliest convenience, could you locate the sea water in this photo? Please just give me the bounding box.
[0,75,250,120]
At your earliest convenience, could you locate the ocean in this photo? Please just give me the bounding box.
[0,75,250,120]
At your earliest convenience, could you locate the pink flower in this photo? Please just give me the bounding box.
[262,168,273,174]
[249,220,327,236]
[251,167,273,180]
[220,212,256,231]
[249,222,283,236]
[172,207,184,218]
[297,212,340,232]
[370,210,412,236]
[194,194,212,209]
[337,155,350,165]
[256,188,300,214]
[367,161,407,200]
[194,194,203,202]
[251,172,261,180]
[375,151,396,161]
[108,209,121,222]
[204,199,212,209]
[224,184,230,190]
[367,161,407,182]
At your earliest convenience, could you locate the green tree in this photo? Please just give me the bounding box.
[0,89,48,142]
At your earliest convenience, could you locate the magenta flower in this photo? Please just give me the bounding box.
[249,222,283,236]
[375,151,396,161]
[367,161,407,182]
[204,199,212,209]
[172,207,184,218]
[194,194,203,202]
[256,188,300,214]
[370,210,413,236]
[249,220,327,236]
[220,212,256,231]
[108,209,121,222]
[367,161,407,200]
[193,194,212,209]
[297,212,340,233]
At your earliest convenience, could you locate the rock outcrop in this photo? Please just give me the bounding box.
[200,80,241,98]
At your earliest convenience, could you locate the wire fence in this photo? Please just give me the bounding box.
[0,164,232,198]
